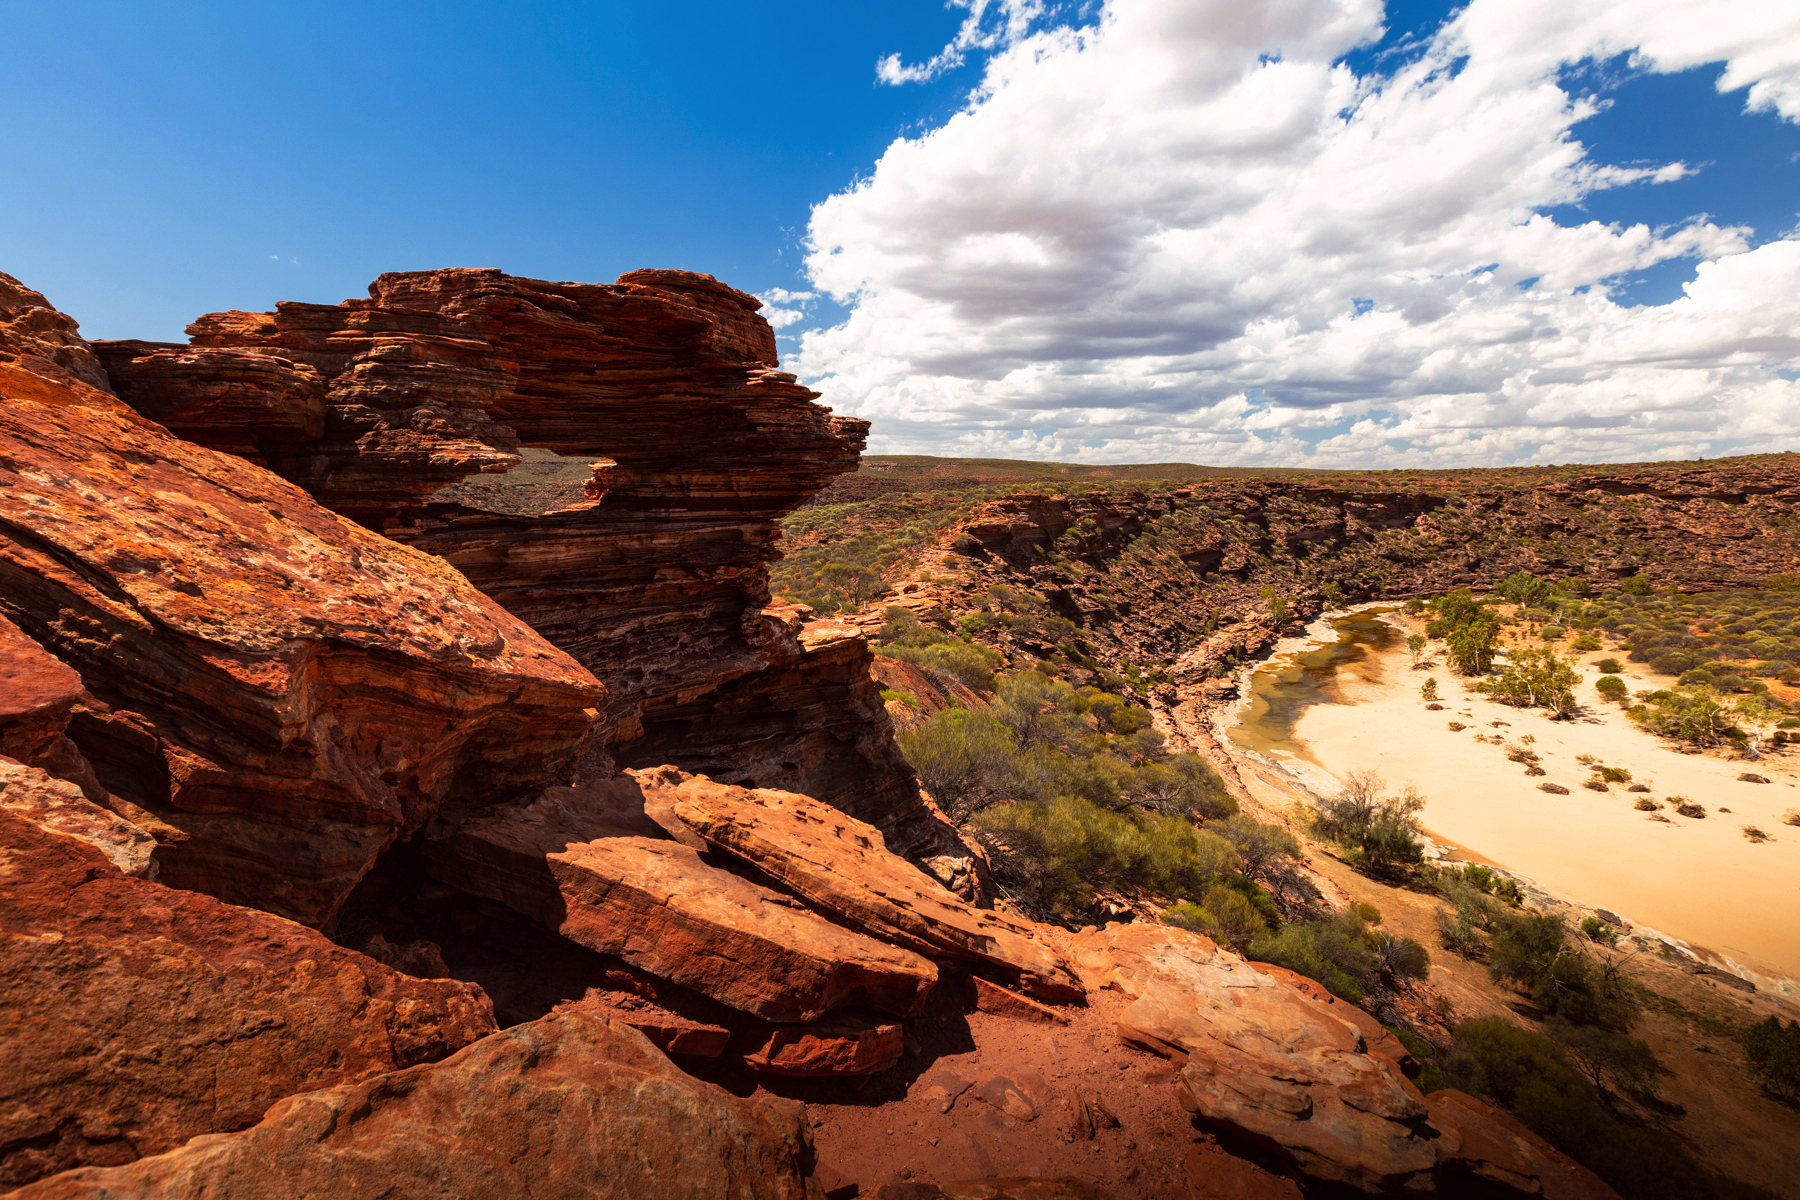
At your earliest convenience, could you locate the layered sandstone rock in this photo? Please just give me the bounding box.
[0,316,605,925]
[109,268,951,859]
[0,615,85,767]
[10,1005,823,1200]
[421,787,937,1023]
[0,273,114,399]
[90,340,326,461]
[0,759,153,878]
[1071,923,1439,1193]
[0,805,495,1189]
[647,768,1080,1000]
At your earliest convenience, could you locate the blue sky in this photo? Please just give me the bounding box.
[0,1,976,340]
[5,1,1799,466]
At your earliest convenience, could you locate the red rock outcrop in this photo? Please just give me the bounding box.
[1071,922,1439,1193]
[648,768,1081,1000]
[0,273,115,400]
[0,306,605,925]
[0,615,85,768]
[420,784,938,1023]
[89,341,326,462]
[98,269,953,859]
[10,1004,823,1200]
[0,759,154,879]
[0,802,496,1189]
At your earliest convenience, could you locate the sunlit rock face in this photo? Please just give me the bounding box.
[108,267,949,857]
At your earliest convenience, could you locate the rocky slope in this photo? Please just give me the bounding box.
[2,267,1628,1199]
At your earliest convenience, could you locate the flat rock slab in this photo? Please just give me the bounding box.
[743,1015,904,1076]
[576,1002,730,1058]
[971,1071,1051,1123]
[1248,961,1416,1074]
[10,1005,821,1200]
[0,759,154,878]
[642,768,1082,1000]
[424,790,936,1023]
[970,975,1069,1025]
[1071,923,1443,1195]
[0,807,495,1190]
[914,1070,974,1114]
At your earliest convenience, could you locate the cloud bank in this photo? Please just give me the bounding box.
[794,0,1800,467]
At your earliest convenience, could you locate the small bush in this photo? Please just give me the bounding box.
[1634,798,1661,811]
[1447,721,1465,731]
[1540,625,1567,640]
[1572,635,1602,651]
[1597,766,1632,783]
[1420,677,1439,701]
[1310,771,1426,874]
[1579,916,1620,948]
[879,688,919,709]
[1248,908,1387,1002]
[1163,884,1269,951]
[1783,809,1800,827]
[1672,798,1706,819]
[1594,675,1629,704]
[1742,1016,1800,1099]
[1595,658,1623,673]
[1582,779,1609,792]
[1742,825,1772,843]
[1539,782,1570,794]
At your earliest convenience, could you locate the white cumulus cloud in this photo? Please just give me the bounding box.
[794,0,1800,466]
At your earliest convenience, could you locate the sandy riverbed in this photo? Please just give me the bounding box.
[1278,617,1800,990]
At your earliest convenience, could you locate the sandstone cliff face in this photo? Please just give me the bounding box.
[101,268,944,856]
[0,283,604,926]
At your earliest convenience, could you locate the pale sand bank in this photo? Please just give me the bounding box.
[1279,619,1800,990]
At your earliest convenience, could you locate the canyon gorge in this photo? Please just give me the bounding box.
[2,266,1796,1199]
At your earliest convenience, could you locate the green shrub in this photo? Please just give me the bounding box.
[1741,1016,1800,1099]
[1163,884,1269,951]
[1248,909,1384,1002]
[1620,574,1652,595]
[879,688,919,709]
[1594,657,1623,674]
[1595,675,1629,704]
[977,795,1236,911]
[1540,624,1567,640]
[880,640,1000,693]
[1311,771,1426,874]
[1487,911,1636,1030]
[899,709,1017,820]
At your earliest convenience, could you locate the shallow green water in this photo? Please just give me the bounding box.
[1227,608,1400,761]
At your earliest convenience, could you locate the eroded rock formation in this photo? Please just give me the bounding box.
[0,312,605,924]
[98,268,949,857]
[9,1004,823,1200]
[0,791,496,1188]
